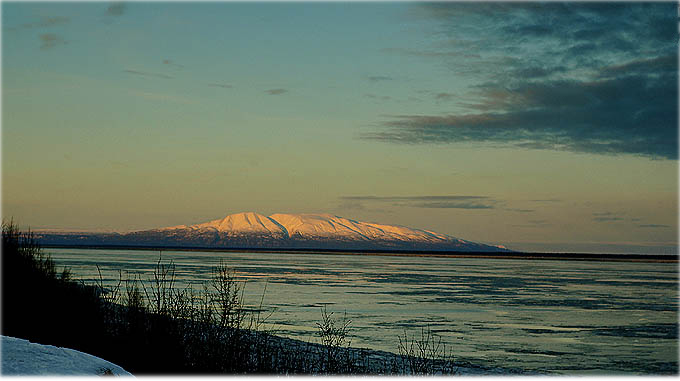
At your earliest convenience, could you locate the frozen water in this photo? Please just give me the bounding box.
[47,248,678,375]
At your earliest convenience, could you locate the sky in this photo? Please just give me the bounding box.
[2,1,678,254]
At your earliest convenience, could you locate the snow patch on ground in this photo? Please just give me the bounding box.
[1,336,133,376]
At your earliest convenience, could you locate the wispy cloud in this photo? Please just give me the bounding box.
[39,34,66,50]
[106,2,126,16]
[7,16,70,31]
[266,88,288,95]
[365,94,392,101]
[592,212,624,222]
[340,195,496,209]
[382,47,480,59]
[593,217,624,222]
[512,219,551,228]
[367,3,677,159]
[129,90,194,104]
[366,75,394,82]
[124,69,173,79]
[505,208,535,213]
[208,83,233,89]
[335,199,394,214]
[39,16,70,27]
[434,92,456,101]
[414,202,493,209]
[337,200,365,211]
[342,195,489,201]
[162,59,185,69]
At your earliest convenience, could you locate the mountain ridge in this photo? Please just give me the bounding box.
[35,212,510,252]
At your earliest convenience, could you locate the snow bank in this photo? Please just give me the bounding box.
[1,336,133,376]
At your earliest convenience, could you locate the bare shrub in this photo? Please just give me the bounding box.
[316,306,353,373]
[210,261,245,330]
[397,326,457,375]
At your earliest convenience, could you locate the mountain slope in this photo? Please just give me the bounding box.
[36,212,510,252]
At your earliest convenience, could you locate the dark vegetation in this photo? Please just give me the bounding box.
[2,221,457,375]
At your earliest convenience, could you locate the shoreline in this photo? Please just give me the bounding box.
[42,244,678,263]
[246,329,533,376]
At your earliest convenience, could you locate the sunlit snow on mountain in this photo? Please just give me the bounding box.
[37,212,510,252]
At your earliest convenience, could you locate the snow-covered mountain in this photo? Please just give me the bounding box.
[37,212,510,252]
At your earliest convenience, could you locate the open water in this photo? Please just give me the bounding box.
[46,248,678,375]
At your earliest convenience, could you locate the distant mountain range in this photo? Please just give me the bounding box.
[36,212,510,252]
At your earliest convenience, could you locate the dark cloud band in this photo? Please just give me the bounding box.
[369,2,678,160]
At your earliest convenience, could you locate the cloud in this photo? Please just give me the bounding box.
[367,75,394,82]
[7,16,70,31]
[364,72,678,159]
[382,47,480,59]
[512,219,551,228]
[340,195,496,209]
[335,199,394,214]
[593,217,624,222]
[266,88,288,95]
[39,34,66,50]
[39,16,70,27]
[208,83,233,89]
[365,94,392,101]
[368,2,678,160]
[434,93,456,101]
[638,224,670,228]
[505,208,534,213]
[598,54,677,79]
[510,65,569,80]
[130,91,194,104]
[162,59,185,69]
[342,195,489,201]
[592,211,625,222]
[123,69,173,79]
[106,2,126,16]
[413,202,493,209]
[337,200,365,211]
